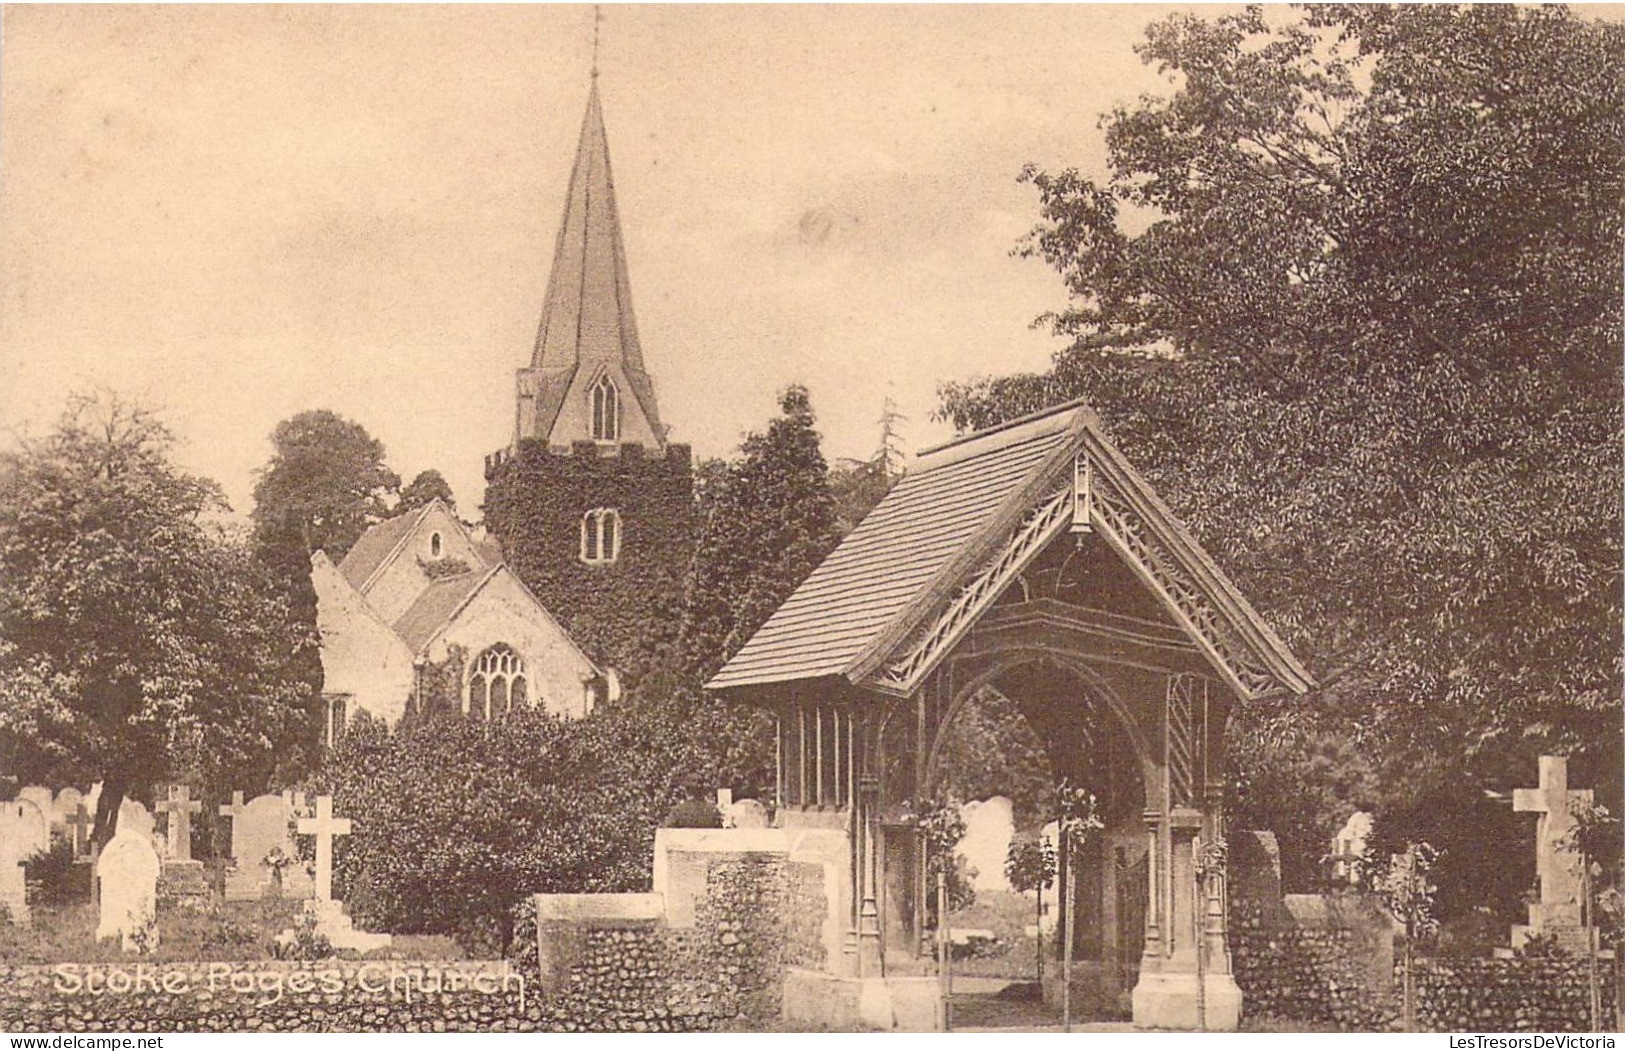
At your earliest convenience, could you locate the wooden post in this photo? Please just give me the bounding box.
[1036,876,1044,986]
[1585,860,1601,1031]
[1062,826,1074,1033]
[938,869,952,1031]
[815,706,824,806]
[1195,837,1206,1032]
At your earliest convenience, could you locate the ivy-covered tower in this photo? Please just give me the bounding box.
[483,77,693,675]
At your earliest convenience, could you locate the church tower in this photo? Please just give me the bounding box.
[483,78,694,678]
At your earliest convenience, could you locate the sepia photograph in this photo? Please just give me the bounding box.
[0,2,1620,1036]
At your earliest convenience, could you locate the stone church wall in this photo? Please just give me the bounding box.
[483,439,693,679]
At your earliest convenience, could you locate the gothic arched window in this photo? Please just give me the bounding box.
[468,644,527,720]
[591,374,619,442]
[580,508,621,566]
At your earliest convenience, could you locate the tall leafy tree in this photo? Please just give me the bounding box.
[681,385,841,680]
[0,394,316,842]
[941,4,1622,896]
[397,468,456,514]
[250,409,399,580]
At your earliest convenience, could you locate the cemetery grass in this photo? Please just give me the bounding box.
[0,899,463,964]
[947,890,1043,978]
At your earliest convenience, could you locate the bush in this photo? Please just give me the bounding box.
[24,837,84,907]
[662,798,722,828]
[318,699,759,953]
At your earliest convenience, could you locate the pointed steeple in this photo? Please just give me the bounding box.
[516,80,665,449]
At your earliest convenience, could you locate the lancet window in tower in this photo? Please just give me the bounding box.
[591,374,620,442]
[580,508,621,566]
[468,644,527,720]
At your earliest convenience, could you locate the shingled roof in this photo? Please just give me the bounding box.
[707,400,1313,703]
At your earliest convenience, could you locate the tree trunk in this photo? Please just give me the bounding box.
[1036,881,1044,986]
[90,775,128,852]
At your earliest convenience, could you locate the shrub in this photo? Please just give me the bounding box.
[663,798,722,828]
[24,837,84,907]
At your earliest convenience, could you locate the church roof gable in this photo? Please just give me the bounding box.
[336,507,428,591]
[392,569,489,654]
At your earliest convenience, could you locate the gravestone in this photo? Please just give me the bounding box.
[0,811,32,925]
[1330,811,1373,886]
[116,798,155,845]
[6,799,50,861]
[156,785,202,861]
[18,787,53,823]
[223,793,312,901]
[957,796,1015,893]
[96,828,161,952]
[64,801,94,859]
[289,795,390,952]
[53,788,85,846]
[1512,755,1594,952]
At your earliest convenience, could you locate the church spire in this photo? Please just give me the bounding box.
[517,74,665,448]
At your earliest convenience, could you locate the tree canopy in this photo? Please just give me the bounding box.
[0,395,315,841]
[681,385,841,680]
[397,468,456,515]
[941,4,1623,894]
[250,409,400,580]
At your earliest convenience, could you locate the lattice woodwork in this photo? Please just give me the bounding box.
[1088,462,1279,698]
[1165,673,1196,808]
[871,485,1073,693]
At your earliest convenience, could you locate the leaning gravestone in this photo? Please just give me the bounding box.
[96,828,161,952]
[223,793,313,901]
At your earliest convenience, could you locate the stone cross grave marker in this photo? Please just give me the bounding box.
[156,785,202,861]
[96,828,161,952]
[219,790,247,830]
[53,788,84,847]
[66,802,94,859]
[1512,755,1594,950]
[297,795,352,902]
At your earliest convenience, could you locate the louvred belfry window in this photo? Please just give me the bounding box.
[591,374,619,442]
[580,508,622,566]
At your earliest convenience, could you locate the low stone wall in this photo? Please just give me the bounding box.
[0,960,530,1032]
[529,850,830,1032]
[1231,894,1615,1032]
[1413,956,1617,1033]
[1230,897,1399,1031]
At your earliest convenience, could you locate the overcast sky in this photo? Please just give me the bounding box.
[0,4,1423,517]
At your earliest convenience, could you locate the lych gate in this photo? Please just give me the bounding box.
[707,401,1312,1030]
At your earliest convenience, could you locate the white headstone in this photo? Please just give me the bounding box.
[957,796,1016,894]
[224,793,313,901]
[18,789,53,831]
[1331,810,1374,885]
[0,817,31,925]
[116,798,155,845]
[5,799,49,861]
[721,798,770,829]
[96,829,161,952]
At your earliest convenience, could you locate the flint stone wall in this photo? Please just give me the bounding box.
[530,851,828,1032]
[0,961,530,1032]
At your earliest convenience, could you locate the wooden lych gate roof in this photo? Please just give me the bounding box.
[706,400,1313,704]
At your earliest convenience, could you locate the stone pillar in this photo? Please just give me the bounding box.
[857,774,883,976]
[1131,800,1242,1029]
